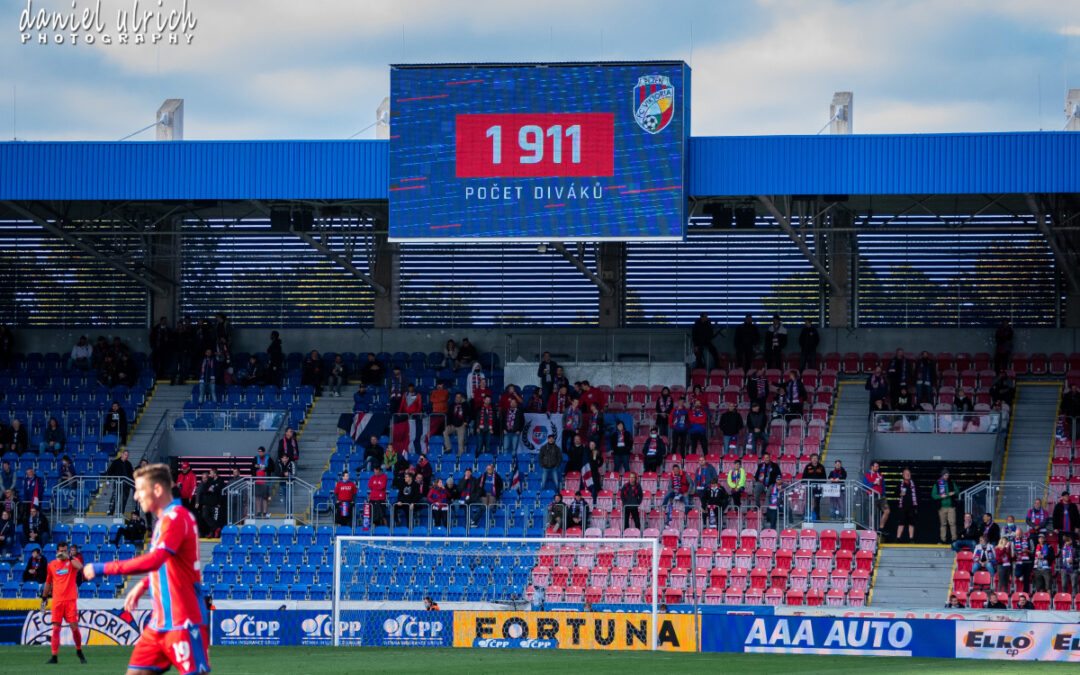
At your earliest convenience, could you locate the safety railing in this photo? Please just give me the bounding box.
[504,329,690,365]
[960,480,1049,523]
[871,411,1003,434]
[50,475,136,524]
[778,479,878,531]
[170,409,286,431]
[223,476,315,525]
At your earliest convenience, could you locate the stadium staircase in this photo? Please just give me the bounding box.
[296,393,357,500]
[125,383,191,463]
[997,382,1061,515]
[820,382,870,474]
[870,545,954,606]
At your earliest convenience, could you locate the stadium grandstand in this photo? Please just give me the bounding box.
[1,81,1080,666]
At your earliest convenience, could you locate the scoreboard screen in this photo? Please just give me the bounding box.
[388,62,690,241]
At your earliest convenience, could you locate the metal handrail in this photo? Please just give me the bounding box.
[222,475,315,525]
[51,475,136,525]
[871,411,1003,434]
[959,480,1049,521]
[778,478,877,530]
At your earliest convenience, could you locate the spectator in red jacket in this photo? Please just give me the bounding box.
[662,464,690,523]
[498,384,523,413]
[367,466,389,526]
[687,399,709,455]
[547,384,572,414]
[399,384,423,417]
[428,478,450,527]
[175,462,197,511]
[579,381,605,411]
[333,471,358,526]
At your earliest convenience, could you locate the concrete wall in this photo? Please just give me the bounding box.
[162,429,276,459]
[870,433,999,463]
[15,326,1080,363]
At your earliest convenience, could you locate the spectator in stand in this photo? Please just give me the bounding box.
[827,460,847,519]
[538,434,562,493]
[782,370,807,420]
[972,535,997,579]
[175,461,197,512]
[863,461,890,534]
[746,402,768,454]
[752,452,781,506]
[718,402,744,451]
[654,387,674,439]
[197,349,216,404]
[472,377,493,411]
[242,355,265,387]
[733,314,759,372]
[547,384,572,414]
[23,548,47,586]
[553,366,569,394]
[197,468,225,537]
[619,473,643,529]
[39,417,65,455]
[980,512,1001,545]
[0,509,15,555]
[359,353,383,386]
[1053,492,1079,539]
[328,354,348,397]
[5,419,27,454]
[414,455,432,494]
[443,340,460,370]
[765,481,782,529]
[994,319,1014,373]
[395,472,423,528]
[19,467,42,521]
[111,511,147,548]
[1032,533,1055,592]
[583,402,604,449]
[726,459,747,509]
[499,398,524,456]
[458,338,479,368]
[986,591,1008,609]
[250,448,275,518]
[896,468,918,542]
[362,436,383,473]
[498,384,523,413]
[391,450,410,491]
[746,369,769,409]
[68,335,93,371]
[567,494,586,529]
[562,399,582,453]
[802,455,826,520]
[763,315,787,370]
[798,319,820,371]
[149,317,173,380]
[266,330,284,387]
[692,313,721,370]
[951,512,981,551]
[933,469,960,545]
[1061,384,1080,439]
[0,460,14,494]
[537,351,559,403]
[865,366,889,413]
[687,399,708,455]
[1012,530,1033,593]
[444,393,471,457]
[1027,498,1050,539]
[277,427,299,467]
[457,468,483,527]
[115,352,138,388]
[399,383,423,418]
[303,350,325,397]
[954,388,975,414]
[428,478,449,527]
[106,449,134,515]
[993,536,1014,593]
[988,370,1015,407]
[663,464,690,522]
[565,434,587,475]
[693,456,718,507]
[639,423,665,470]
[0,326,11,370]
[430,381,450,418]
[1002,514,1019,540]
[609,420,632,474]
[584,441,604,504]
[21,504,49,546]
[579,381,606,411]
[464,364,485,405]
[945,594,964,609]
[1059,534,1076,594]
[522,387,544,413]
[473,394,496,456]
[367,466,388,527]
[668,398,689,457]
[914,351,937,406]
[546,493,567,530]
[1,488,17,520]
[886,349,913,404]
[702,477,728,528]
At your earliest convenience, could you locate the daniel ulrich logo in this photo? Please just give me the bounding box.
[18,0,198,46]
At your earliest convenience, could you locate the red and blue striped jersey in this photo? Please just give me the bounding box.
[104,500,205,631]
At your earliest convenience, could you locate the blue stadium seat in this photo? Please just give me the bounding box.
[240,564,260,585]
[314,526,333,547]
[257,524,277,546]
[249,584,269,600]
[202,564,220,585]
[211,545,229,566]
[247,546,267,566]
[238,524,258,546]
[270,584,290,601]
[297,565,316,586]
[268,545,286,566]
[221,564,239,584]
[88,524,108,547]
[308,584,329,601]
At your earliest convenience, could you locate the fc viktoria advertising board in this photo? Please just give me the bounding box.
[389,62,690,241]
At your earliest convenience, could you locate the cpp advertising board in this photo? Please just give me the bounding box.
[211,609,451,647]
[389,62,689,241]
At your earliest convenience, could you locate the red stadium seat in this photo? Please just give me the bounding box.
[1032,591,1051,610]
[1053,592,1074,610]
[785,589,805,606]
[968,591,987,609]
[806,589,825,606]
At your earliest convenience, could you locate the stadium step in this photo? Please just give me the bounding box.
[295,395,358,492]
[870,545,955,606]
[997,382,1062,514]
[821,382,870,473]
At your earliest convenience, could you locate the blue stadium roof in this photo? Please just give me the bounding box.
[0,132,1076,201]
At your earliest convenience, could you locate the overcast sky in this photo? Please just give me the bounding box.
[3,0,1079,141]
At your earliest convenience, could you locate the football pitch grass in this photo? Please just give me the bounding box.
[1,646,1078,674]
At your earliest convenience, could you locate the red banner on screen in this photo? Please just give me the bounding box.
[456,113,614,178]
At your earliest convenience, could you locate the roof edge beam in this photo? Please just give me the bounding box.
[550,242,613,295]
[1027,194,1080,295]
[290,228,388,297]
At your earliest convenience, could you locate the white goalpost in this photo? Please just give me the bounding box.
[332,536,662,650]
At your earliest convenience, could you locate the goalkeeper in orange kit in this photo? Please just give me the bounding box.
[42,541,87,664]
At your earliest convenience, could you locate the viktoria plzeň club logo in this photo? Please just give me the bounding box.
[633,75,675,134]
[18,0,198,46]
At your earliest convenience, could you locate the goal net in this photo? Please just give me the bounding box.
[332,536,662,649]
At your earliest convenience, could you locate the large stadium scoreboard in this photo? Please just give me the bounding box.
[389,61,690,241]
